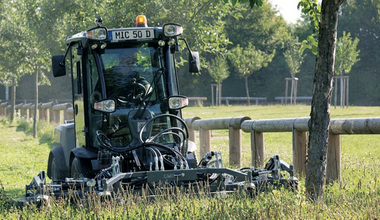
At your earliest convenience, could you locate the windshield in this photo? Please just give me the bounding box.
[101,43,166,103]
[89,43,171,149]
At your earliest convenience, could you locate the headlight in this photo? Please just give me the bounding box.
[86,27,107,40]
[163,23,183,37]
[168,96,188,110]
[94,99,115,113]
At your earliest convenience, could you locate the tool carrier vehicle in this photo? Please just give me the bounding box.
[22,15,297,204]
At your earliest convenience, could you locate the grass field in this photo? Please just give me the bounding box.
[0,105,379,219]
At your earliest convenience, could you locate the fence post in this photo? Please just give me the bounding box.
[65,107,74,121]
[38,103,45,120]
[53,107,61,124]
[0,102,6,116]
[15,103,23,119]
[292,129,308,176]
[6,105,11,117]
[251,130,264,167]
[49,106,54,123]
[199,128,211,158]
[229,126,241,167]
[326,132,341,183]
[184,117,201,143]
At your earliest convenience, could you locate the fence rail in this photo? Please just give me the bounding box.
[221,97,267,105]
[2,100,379,183]
[0,101,73,123]
[186,116,380,182]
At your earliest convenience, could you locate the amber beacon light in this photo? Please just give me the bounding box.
[136,15,148,27]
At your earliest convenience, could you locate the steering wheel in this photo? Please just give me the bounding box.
[138,114,189,154]
[117,81,146,103]
[96,130,113,150]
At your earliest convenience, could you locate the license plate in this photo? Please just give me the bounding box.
[110,29,154,41]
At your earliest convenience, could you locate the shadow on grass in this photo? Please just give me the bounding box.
[0,181,24,210]
[39,133,55,149]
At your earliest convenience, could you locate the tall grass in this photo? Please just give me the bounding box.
[0,105,379,219]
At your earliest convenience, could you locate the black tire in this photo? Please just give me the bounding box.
[47,150,68,181]
[50,157,59,181]
[70,157,91,179]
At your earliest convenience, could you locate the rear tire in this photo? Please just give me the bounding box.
[51,157,59,181]
[48,151,68,181]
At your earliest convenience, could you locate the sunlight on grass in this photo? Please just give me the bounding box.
[0,105,379,218]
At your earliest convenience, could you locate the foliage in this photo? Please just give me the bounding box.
[283,37,305,77]
[335,33,360,76]
[0,2,28,85]
[0,0,51,85]
[225,0,264,7]
[229,44,275,79]
[337,0,380,105]
[225,1,290,52]
[207,55,230,84]
[228,43,275,104]
[298,0,321,54]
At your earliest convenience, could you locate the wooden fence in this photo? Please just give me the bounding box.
[2,100,379,183]
[186,116,380,182]
[0,101,73,124]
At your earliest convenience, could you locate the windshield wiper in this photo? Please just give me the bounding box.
[133,68,165,119]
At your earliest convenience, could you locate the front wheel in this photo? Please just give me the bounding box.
[70,157,91,179]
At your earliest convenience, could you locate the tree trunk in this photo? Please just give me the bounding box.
[33,69,38,138]
[306,0,345,201]
[10,79,16,122]
[217,83,222,106]
[244,76,250,105]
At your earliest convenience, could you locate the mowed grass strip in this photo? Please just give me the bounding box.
[0,105,379,219]
[0,119,51,197]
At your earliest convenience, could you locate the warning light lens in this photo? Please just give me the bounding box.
[136,15,148,27]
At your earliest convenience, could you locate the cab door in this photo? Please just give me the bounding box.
[70,44,86,148]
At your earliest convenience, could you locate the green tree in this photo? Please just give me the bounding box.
[0,0,51,133]
[283,37,305,104]
[0,1,31,122]
[334,31,360,76]
[229,43,275,105]
[223,0,292,100]
[284,37,305,78]
[207,55,230,105]
[17,0,51,137]
[225,0,290,52]
[207,55,230,84]
[228,0,347,201]
[338,0,379,105]
[334,31,360,107]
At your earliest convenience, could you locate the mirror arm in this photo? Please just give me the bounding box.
[178,38,193,54]
[60,42,76,66]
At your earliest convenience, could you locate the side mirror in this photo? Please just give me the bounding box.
[189,51,200,73]
[52,55,66,77]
